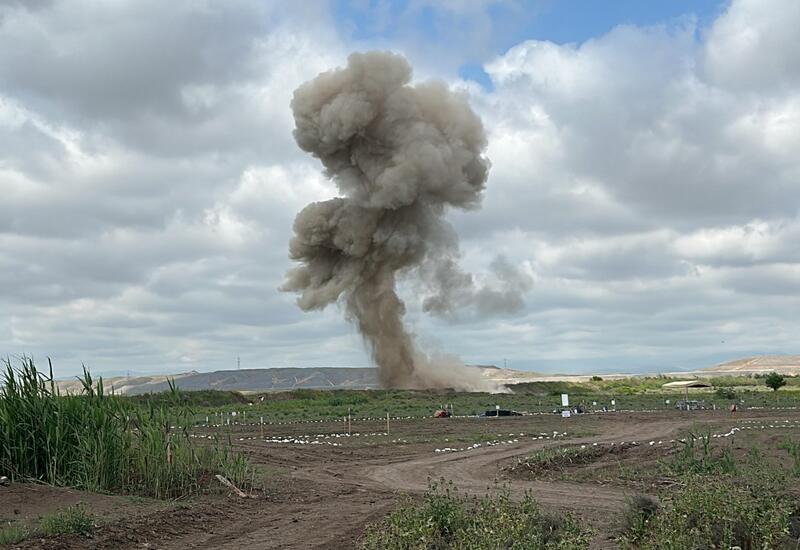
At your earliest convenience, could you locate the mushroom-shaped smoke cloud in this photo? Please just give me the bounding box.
[283,51,513,392]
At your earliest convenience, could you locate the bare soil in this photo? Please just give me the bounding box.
[3,409,800,549]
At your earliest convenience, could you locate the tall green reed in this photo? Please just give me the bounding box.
[0,357,251,499]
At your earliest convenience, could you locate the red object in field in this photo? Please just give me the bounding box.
[434,409,451,418]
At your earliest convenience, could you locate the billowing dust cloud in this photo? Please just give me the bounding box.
[283,51,521,392]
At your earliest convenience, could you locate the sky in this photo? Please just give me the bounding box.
[1,0,799,377]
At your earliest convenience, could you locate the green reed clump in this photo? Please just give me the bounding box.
[361,480,591,549]
[662,431,737,476]
[0,357,252,499]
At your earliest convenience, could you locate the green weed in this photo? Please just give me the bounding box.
[624,473,795,549]
[779,438,800,476]
[361,480,591,549]
[39,505,94,536]
[0,506,94,545]
[663,431,737,476]
[0,524,30,545]
[619,495,659,541]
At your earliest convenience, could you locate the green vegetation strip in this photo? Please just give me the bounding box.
[360,481,592,550]
[619,430,800,548]
[120,374,800,425]
[0,505,93,545]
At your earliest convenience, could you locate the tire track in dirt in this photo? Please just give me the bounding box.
[364,417,686,499]
[11,413,738,550]
[359,417,692,547]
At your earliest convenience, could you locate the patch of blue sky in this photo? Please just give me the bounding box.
[331,0,727,90]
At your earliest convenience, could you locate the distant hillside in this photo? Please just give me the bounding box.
[706,355,800,375]
[55,365,544,395]
[56,371,199,395]
[55,367,378,395]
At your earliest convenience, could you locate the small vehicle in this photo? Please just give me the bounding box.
[434,409,452,418]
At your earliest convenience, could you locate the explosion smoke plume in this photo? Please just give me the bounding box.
[283,51,513,392]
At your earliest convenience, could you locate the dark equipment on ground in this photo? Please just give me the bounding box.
[481,409,522,417]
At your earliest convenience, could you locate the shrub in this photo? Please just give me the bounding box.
[714,387,736,400]
[619,495,659,541]
[39,505,94,537]
[629,474,794,549]
[361,480,591,549]
[765,372,786,392]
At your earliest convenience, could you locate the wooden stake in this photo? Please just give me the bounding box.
[386,411,390,435]
[215,475,251,498]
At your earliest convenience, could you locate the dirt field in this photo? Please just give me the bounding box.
[3,408,800,549]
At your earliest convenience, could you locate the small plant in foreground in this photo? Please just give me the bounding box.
[360,479,591,549]
[39,505,94,537]
[619,495,659,541]
[0,524,30,545]
[0,506,94,545]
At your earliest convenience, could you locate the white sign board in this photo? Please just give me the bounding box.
[561,394,569,407]
[561,410,571,418]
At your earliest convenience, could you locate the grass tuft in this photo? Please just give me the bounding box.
[0,524,30,545]
[39,505,94,537]
[360,479,592,549]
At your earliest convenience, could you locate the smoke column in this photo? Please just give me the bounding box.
[283,51,504,391]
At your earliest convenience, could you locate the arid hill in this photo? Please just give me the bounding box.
[704,355,800,376]
[55,366,544,395]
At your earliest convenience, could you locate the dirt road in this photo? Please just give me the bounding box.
[8,409,797,549]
